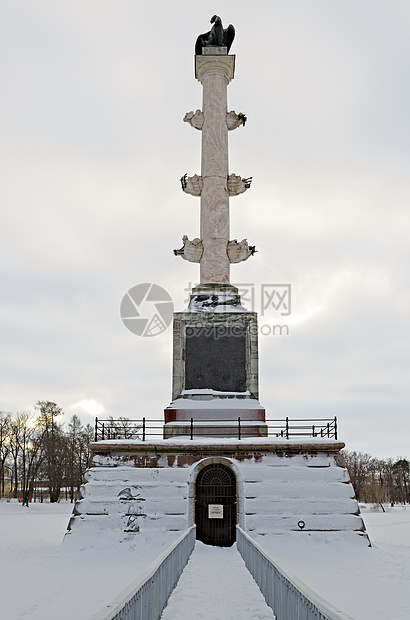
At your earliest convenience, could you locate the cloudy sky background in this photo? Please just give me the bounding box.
[1,1,409,459]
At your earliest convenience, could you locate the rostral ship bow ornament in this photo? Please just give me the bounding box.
[174,16,256,286]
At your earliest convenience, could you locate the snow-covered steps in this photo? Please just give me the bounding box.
[67,466,190,543]
[237,454,366,536]
[66,439,368,547]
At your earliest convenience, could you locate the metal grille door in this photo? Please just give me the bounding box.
[195,464,237,547]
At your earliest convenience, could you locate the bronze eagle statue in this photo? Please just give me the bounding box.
[195,15,235,55]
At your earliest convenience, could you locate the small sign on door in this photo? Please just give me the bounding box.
[208,504,223,519]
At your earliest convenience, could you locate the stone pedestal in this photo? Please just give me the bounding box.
[67,439,369,547]
[164,284,266,438]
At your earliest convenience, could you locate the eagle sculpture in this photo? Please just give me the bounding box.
[195,15,235,55]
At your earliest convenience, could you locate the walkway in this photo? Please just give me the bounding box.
[160,542,275,620]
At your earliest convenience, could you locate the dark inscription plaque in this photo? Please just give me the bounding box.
[185,325,246,392]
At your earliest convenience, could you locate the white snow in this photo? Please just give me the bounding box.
[180,389,252,396]
[0,500,180,620]
[181,302,248,314]
[160,542,275,620]
[166,400,263,411]
[1,500,410,619]
[94,437,341,446]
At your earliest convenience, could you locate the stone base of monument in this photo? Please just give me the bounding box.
[166,284,267,438]
[163,421,268,439]
[65,439,370,549]
[171,312,259,396]
[163,390,267,438]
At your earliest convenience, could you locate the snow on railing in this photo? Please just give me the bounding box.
[94,417,338,441]
[237,527,355,620]
[90,527,195,620]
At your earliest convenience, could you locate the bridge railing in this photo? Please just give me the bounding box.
[94,417,338,442]
[236,527,354,620]
[90,527,195,620]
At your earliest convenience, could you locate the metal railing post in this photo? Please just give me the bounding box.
[190,417,193,440]
[334,416,338,440]
[238,417,241,440]
[285,416,289,439]
[142,417,145,441]
[94,417,98,442]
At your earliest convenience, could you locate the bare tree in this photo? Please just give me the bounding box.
[392,458,410,504]
[75,423,94,490]
[0,412,11,497]
[105,416,141,440]
[35,401,64,502]
[342,451,376,502]
[65,414,91,502]
[6,412,45,505]
[19,414,45,507]
[343,450,410,507]
[8,414,23,498]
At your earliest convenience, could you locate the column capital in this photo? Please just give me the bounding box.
[195,54,235,83]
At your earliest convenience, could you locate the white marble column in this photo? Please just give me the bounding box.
[196,52,235,284]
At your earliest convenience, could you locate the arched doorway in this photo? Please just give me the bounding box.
[195,464,237,546]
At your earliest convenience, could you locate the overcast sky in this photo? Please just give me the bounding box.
[1,1,409,459]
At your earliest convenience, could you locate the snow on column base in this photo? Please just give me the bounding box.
[64,442,369,549]
[164,391,267,438]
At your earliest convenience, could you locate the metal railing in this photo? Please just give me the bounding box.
[90,526,195,620]
[237,527,354,620]
[94,417,337,442]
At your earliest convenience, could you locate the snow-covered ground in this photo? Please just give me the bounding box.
[0,500,179,620]
[1,500,409,619]
[259,504,410,620]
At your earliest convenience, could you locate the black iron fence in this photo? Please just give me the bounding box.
[94,417,337,442]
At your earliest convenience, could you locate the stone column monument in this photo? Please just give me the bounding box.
[68,17,367,553]
[165,16,266,437]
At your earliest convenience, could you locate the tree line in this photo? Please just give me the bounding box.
[0,401,93,506]
[342,450,410,509]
